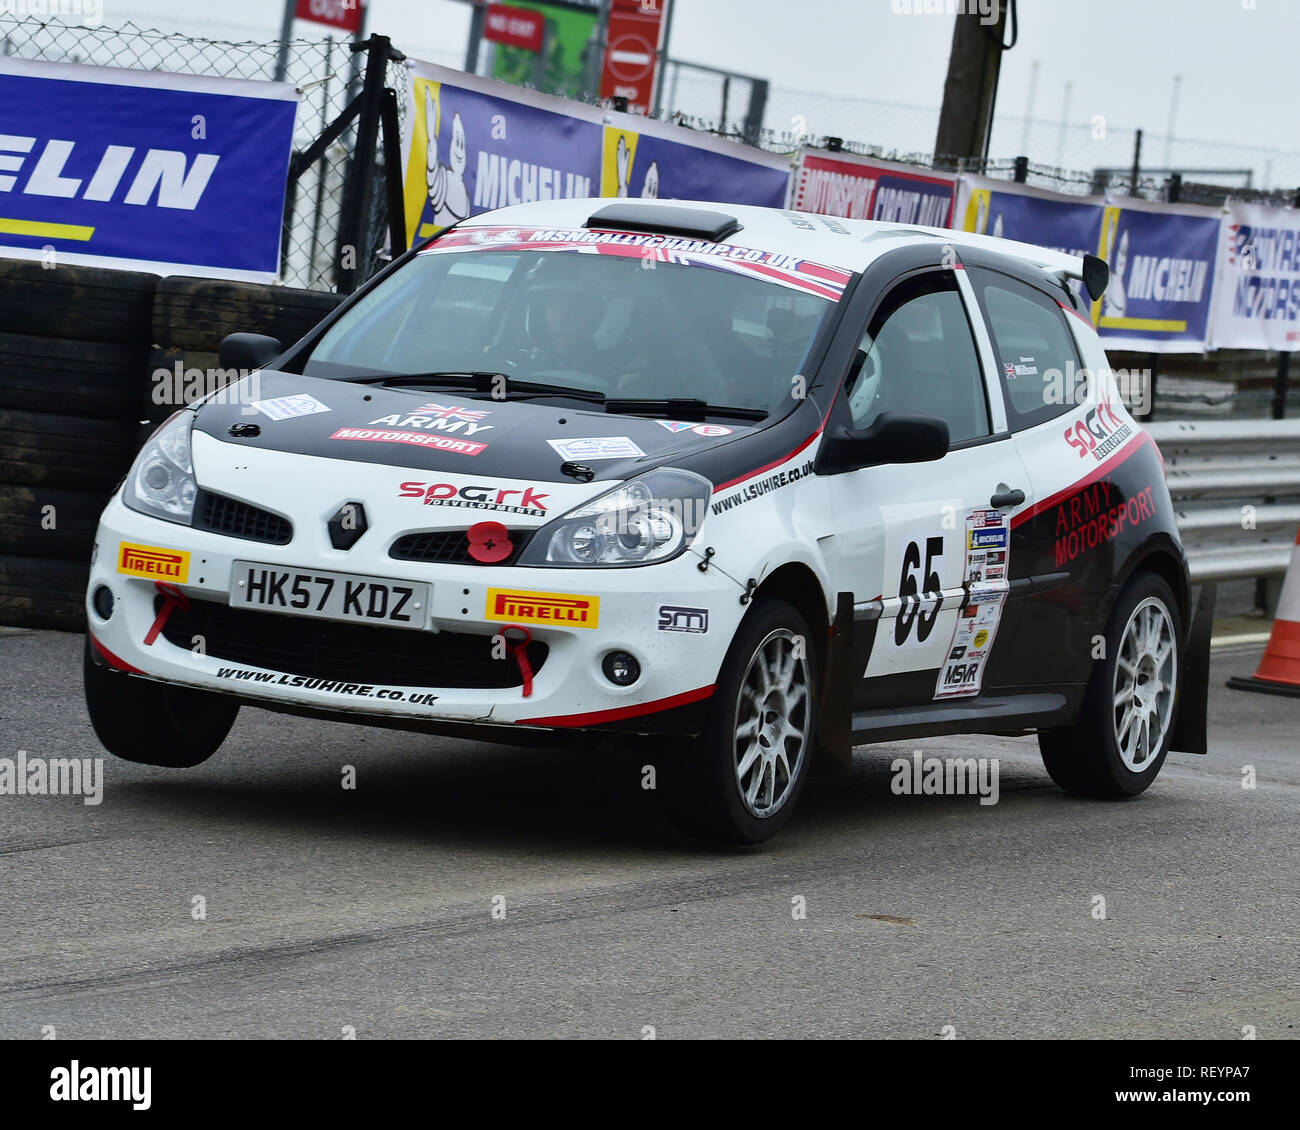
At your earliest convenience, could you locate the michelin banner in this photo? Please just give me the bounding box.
[0,58,299,281]
[957,175,1221,353]
[1093,198,1221,353]
[791,149,956,227]
[402,59,790,248]
[1208,201,1300,351]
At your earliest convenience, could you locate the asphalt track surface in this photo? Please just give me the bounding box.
[0,627,1295,1039]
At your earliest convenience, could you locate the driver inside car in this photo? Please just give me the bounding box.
[525,282,609,374]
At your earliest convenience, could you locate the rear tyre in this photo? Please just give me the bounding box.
[669,599,818,845]
[1038,572,1181,798]
[84,639,238,768]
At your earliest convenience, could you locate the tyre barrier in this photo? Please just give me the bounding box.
[0,259,340,631]
[144,276,343,424]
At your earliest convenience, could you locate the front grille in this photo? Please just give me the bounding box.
[159,597,547,690]
[391,529,532,565]
[194,490,292,545]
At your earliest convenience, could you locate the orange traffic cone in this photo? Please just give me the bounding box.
[1228,523,1300,697]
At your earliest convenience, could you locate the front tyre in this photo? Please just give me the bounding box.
[1039,572,1182,797]
[83,639,239,768]
[670,599,818,844]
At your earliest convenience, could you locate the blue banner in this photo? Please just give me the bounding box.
[602,124,790,208]
[1095,202,1220,352]
[403,60,791,249]
[958,176,1222,352]
[959,179,1104,259]
[0,59,298,280]
[404,66,603,246]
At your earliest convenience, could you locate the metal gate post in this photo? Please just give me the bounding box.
[337,35,392,295]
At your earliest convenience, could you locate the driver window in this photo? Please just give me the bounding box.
[845,272,990,446]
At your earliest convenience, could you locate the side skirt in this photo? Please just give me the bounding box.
[850,687,1085,746]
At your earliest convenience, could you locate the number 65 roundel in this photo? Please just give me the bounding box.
[896,535,944,647]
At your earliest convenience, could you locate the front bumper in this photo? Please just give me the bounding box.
[87,489,743,735]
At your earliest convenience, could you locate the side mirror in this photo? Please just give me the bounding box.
[219,332,283,372]
[821,412,949,473]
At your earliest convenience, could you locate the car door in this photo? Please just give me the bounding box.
[820,265,1037,710]
[965,263,1145,693]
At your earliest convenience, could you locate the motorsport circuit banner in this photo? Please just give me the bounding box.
[1207,200,1300,351]
[402,58,791,248]
[790,148,956,227]
[0,58,299,281]
[956,174,1221,353]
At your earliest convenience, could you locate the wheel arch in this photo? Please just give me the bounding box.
[749,561,853,777]
[751,561,832,661]
[1113,532,1192,631]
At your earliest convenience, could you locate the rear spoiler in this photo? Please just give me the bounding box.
[1053,253,1110,302]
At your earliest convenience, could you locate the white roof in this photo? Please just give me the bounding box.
[459,197,1085,279]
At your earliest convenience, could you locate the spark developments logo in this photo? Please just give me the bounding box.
[1064,400,1132,462]
[399,480,549,516]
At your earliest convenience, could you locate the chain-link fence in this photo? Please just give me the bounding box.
[5,15,1300,292]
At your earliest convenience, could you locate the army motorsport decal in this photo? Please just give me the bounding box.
[935,509,1010,700]
[330,428,488,456]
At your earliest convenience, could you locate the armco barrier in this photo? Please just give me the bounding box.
[1148,420,1300,584]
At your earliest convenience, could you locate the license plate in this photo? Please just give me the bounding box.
[230,562,430,630]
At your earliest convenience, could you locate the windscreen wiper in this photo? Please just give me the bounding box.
[602,397,767,422]
[342,371,607,402]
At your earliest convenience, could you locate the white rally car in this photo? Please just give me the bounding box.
[84,199,1213,843]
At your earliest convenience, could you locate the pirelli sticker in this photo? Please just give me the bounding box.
[118,542,190,583]
[485,588,599,629]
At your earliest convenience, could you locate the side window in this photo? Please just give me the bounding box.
[845,272,990,446]
[970,268,1084,430]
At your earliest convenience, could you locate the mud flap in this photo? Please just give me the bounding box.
[1170,583,1215,755]
[813,592,854,776]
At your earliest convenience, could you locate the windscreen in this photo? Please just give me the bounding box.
[304,227,850,416]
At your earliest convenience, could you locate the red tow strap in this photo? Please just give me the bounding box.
[144,581,189,646]
[501,625,534,697]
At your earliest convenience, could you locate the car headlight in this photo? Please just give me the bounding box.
[518,468,712,567]
[123,410,198,525]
